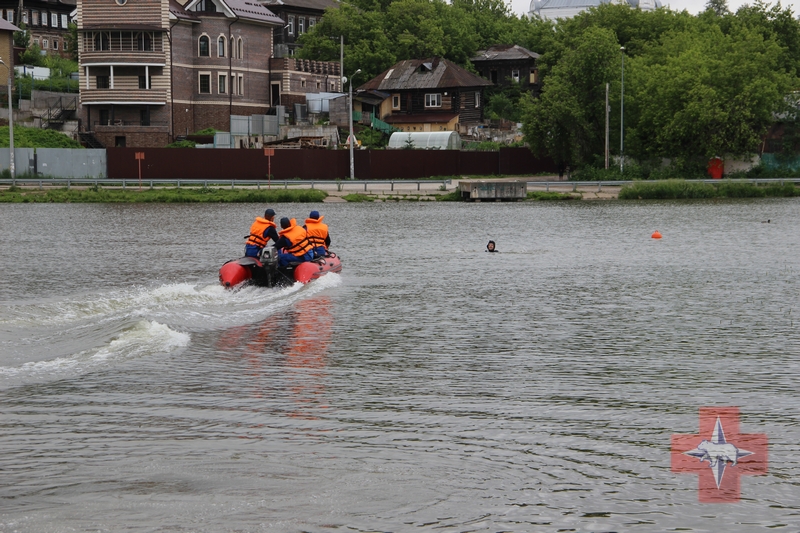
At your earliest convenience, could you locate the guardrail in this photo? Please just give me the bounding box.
[525,178,800,192]
[1,178,799,192]
[0,178,453,191]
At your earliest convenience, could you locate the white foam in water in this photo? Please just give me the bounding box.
[0,320,190,383]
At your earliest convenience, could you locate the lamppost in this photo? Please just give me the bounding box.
[0,57,14,179]
[346,68,361,180]
[620,46,625,174]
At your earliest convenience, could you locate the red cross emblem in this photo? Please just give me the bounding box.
[671,407,768,503]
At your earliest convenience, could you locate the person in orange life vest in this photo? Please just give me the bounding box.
[275,217,314,267]
[245,208,279,258]
[304,210,330,257]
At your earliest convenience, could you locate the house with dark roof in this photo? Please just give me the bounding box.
[260,0,336,57]
[470,44,540,94]
[0,0,75,58]
[355,57,492,134]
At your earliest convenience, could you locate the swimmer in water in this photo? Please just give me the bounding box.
[486,240,498,252]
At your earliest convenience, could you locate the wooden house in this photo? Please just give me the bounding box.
[356,57,492,134]
[470,44,540,95]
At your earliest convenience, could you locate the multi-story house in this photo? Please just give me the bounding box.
[355,57,492,134]
[470,44,540,95]
[77,0,341,147]
[0,0,75,58]
[77,0,284,147]
[260,0,336,58]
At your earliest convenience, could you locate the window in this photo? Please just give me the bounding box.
[475,91,480,108]
[199,73,211,94]
[301,79,306,88]
[230,37,235,58]
[237,38,242,59]
[96,75,109,89]
[316,81,320,90]
[298,17,304,35]
[22,11,27,24]
[194,0,216,12]
[53,39,58,50]
[288,15,294,36]
[137,32,152,51]
[42,38,48,49]
[6,10,13,22]
[34,38,39,47]
[61,14,67,28]
[425,93,441,108]
[511,69,520,83]
[63,40,68,51]
[199,35,209,56]
[392,94,400,109]
[238,74,243,95]
[138,75,151,89]
[31,10,38,25]
[217,36,225,57]
[218,74,226,93]
[42,11,48,26]
[309,17,315,29]
[51,13,58,27]
[94,32,109,51]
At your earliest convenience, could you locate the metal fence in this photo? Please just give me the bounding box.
[0,149,106,179]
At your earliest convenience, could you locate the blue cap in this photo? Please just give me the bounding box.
[265,208,275,217]
[309,210,320,219]
[280,217,291,229]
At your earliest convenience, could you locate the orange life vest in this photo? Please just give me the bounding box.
[279,223,313,256]
[305,216,328,250]
[246,217,276,247]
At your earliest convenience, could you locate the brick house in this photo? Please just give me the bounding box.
[356,57,492,134]
[0,0,75,58]
[77,0,341,147]
[260,0,336,58]
[0,17,20,80]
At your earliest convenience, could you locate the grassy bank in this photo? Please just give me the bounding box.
[0,186,327,203]
[619,180,798,200]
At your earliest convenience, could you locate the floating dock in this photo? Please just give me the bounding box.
[458,180,527,201]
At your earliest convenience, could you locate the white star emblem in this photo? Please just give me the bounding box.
[683,416,754,488]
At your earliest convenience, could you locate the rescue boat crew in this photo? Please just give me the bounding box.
[245,208,279,258]
[275,217,314,267]
[304,210,331,258]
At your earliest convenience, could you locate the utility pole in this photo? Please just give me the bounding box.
[605,82,609,170]
[620,46,625,173]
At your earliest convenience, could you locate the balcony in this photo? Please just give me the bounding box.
[81,88,167,105]
[81,51,166,66]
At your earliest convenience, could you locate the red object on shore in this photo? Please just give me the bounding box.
[708,157,724,179]
[652,230,662,239]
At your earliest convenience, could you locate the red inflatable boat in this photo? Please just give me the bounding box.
[219,249,342,289]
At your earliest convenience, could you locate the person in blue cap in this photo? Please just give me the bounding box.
[303,210,330,257]
[274,217,314,267]
[244,208,279,258]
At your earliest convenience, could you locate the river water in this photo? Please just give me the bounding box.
[0,199,798,532]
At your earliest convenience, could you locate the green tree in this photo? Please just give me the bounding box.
[13,23,30,48]
[65,23,79,61]
[705,0,730,16]
[626,23,793,160]
[520,26,620,168]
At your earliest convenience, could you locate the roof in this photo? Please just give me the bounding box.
[0,19,21,32]
[358,58,492,92]
[170,0,200,21]
[260,0,338,12]
[224,0,284,24]
[530,0,662,19]
[471,44,539,63]
[384,113,459,124]
[183,0,284,25]
[355,89,390,106]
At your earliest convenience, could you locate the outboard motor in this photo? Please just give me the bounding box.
[260,246,278,267]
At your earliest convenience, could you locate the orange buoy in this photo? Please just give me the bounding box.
[651,230,662,239]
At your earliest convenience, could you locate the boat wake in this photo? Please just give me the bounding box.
[0,274,342,387]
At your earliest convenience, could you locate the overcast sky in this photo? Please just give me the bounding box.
[510,1,800,17]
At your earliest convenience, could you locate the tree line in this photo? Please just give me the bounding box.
[298,0,800,173]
